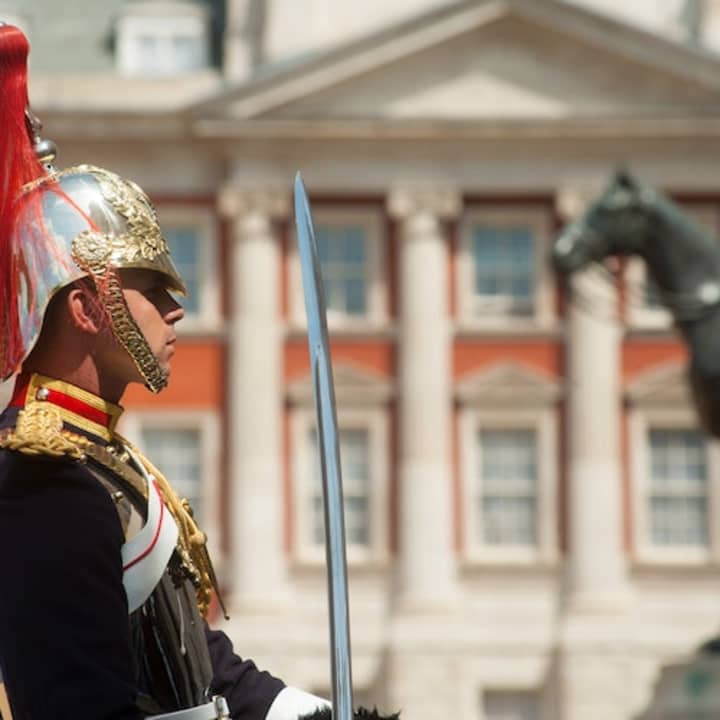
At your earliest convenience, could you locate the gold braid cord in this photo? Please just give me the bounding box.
[0,403,85,459]
[117,433,227,619]
[100,262,169,394]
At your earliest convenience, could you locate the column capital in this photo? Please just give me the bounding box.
[570,265,618,307]
[554,179,605,222]
[387,186,462,221]
[218,185,290,220]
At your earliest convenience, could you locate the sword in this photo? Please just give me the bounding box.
[293,172,354,720]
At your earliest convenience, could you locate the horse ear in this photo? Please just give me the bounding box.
[614,168,637,189]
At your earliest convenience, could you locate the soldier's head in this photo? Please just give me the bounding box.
[0,24,188,395]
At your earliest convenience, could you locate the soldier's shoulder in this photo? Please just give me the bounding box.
[0,402,88,461]
[0,406,104,491]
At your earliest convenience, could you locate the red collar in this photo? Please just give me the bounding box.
[10,373,123,441]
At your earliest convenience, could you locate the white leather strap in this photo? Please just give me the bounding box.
[121,473,178,613]
[265,687,331,720]
[148,696,229,719]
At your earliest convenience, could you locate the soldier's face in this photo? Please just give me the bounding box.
[120,268,185,380]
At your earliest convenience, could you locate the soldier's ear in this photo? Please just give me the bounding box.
[66,284,104,335]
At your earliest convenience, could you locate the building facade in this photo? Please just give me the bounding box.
[3,1,720,718]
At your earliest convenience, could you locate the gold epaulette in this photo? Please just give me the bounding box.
[0,403,149,538]
[0,402,85,459]
[0,404,147,503]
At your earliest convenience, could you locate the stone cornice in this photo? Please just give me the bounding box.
[192,116,720,143]
[624,361,692,407]
[217,185,290,219]
[387,186,461,221]
[287,362,394,405]
[455,362,561,406]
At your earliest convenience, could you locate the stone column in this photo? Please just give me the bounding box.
[219,186,289,610]
[556,186,632,720]
[387,187,460,609]
[556,186,629,610]
[566,269,628,608]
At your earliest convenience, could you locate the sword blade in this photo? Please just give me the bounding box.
[293,172,354,720]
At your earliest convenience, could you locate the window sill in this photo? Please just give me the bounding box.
[290,550,391,573]
[631,551,715,569]
[459,557,560,579]
[460,549,559,570]
[625,313,673,331]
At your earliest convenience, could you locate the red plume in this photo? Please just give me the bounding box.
[0,25,47,378]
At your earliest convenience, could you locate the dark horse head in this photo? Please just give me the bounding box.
[552,172,650,274]
[551,170,720,438]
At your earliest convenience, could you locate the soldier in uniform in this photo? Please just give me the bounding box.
[0,24,389,720]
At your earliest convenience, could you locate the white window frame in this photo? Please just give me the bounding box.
[291,406,389,567]
[630,406,720,565]
[155,205,221,334]
[626,204,717,329]
[457,207,555,331]
[119,409,223,566]
[459,407,558,565]
[116,1,211,78]
[289,208,387,331]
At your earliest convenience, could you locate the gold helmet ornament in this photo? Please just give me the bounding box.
[0,25,187,393]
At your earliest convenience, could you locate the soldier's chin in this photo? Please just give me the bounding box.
[142,364,170,393]
[156,361,171,385]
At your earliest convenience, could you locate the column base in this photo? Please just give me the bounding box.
[564,586,634,615]
[558,609,641,720]
[227,591,291,615]
[393,589,459,615]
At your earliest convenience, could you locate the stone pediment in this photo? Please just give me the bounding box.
[625,361,692,407]
[455,362,561,406]
[287,362,394,405]
[194,0,720,127]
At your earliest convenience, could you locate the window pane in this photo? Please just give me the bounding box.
[173,34,204,72]
[138,35,158,67]
[478,429,538,546]
[165,227,201,315]
[472,226,535,315]
[142,427,203,524]
[309,428,370,548]
[648,428,708,547]
[316,224,369,316]
[124,23,209,77]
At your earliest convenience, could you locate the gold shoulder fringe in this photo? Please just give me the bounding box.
[0,403,85,459]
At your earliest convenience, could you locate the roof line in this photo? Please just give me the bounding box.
[190,0,720,119]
